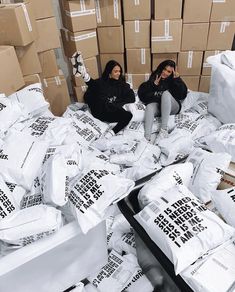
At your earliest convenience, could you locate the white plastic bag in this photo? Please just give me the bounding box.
[123,103,145,122]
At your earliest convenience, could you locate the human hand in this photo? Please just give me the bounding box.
[173,68,180,78]
[155,75,161,85]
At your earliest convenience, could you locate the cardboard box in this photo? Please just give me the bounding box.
[35,17,61,53]
[181,75,200,91]
[38,50,59,78]
[177,51,203,76]
[126,48,151,74]
[154,0,182,20]
[0,3,37,46]
[97,26,124,53]
[15,42,42,76]
[123,0,151,21]
[14,0,54,19]
[61,28,98,58]
[183,0,212,23]
[181,23,209,51]
[199,75,211,93]
[207,21,235,50]
[202,50,221,75]
[125,73,150,90]
[23,73,41,86]
[95,0,122,26]
[151,19,182,53]
[100,53,124,72]
[0,46,25,96]
[72,56,99,87]
[42,70,71,116]
[60,0,97,32]
[152,53,178,71]
[73,85,87,102]
[124,20,150,49]
[210,0,235,22]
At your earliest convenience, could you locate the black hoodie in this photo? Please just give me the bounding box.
[84,60,135,118]
[138,60,187,108]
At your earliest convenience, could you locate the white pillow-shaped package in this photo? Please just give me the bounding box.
[69,169,134,233]
[0,97,25,138]
[0,130,49,190]
[8,83,49,117]
[5,181,26,208]
[122,120,161,140]
[120,165,161,181]
[40,153,69,207]
[167,112,200,132]
[138,162,194,208]
[181,91,209,112]
[92,134,134,152]
[123,102,146,122]
[108,231,137,256]
[174,119,209,140]
[159,133,194,166]
[181,240,235,292]
[191,100,208,115]
[0,176,19,221]
[0,205,62,246]
[211,187,235,227]
[135,185,235,275]
[186,148,231,203]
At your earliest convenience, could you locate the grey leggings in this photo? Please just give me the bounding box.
[144,90,180,139]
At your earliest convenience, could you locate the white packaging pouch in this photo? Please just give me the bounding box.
[0,176,18,221]
[207,55,235,124]
[191,100,208,115]
[0,130,49,190]
[69,169,134,233]
[159,133,194,166]
[201,124,235,162]
[8,83,49,117]
[122,121,146,140]
[0,205,62,246]
[40,153,69,207]
[63,103,89,118]
[181,240,235,292]
[120,165,161,181]
[138,162,193,209]
[89,250,143,292]
[135,185,235,275]
[123,102,146,122]
[92,135,134,152]
[186,148,231,203]
[167,112,200,132]
[221,50,235,70]
[70,282,85,292]
[174,119,208,140]
[211,187,235,227]
[0,97,24,138]
[5,181,26,208]
[181,91,209,112]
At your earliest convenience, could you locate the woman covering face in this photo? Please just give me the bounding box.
[138,60,187,143]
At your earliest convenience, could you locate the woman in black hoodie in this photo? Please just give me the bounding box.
[71,52,135,137]
[138,60,187,143]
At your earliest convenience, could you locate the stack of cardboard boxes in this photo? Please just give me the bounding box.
[60,0,99,102]
[0,0,71,116]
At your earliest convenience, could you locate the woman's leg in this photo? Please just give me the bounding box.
[161,90,180,130]
[144,103,159,141]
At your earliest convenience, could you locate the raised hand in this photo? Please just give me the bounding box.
[173,68,180,78]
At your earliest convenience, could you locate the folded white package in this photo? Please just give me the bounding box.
[221,50,235,70]
[181,240,235,292]
[69,169,134,233]
[201,124,235,162]
[211,187,235,227]
[0,205,62,246]
[123,103,145,122]
[186,148,231,203]
[138,162,193,208]
[0,130,49,190]
[135,185,235,275]
[8,83,49,117]
[89,250,152,292]
[0,176,18,221]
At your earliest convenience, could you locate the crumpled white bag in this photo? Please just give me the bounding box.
[68,169,134,233]
[123,102,146,122]
[211,187,235,227]
[8,83,49,117]
[135,185,235,275]
[138,162,193,208]
[181,91,209,112]
[0,205,62,247]
[0,130,49,190]
[186,148,231,203]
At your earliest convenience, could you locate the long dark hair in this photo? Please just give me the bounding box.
[101,60,125,81]
[149,59,176,83]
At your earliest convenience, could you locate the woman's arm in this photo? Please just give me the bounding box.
[138,82,160,104]
[169,77,188,100]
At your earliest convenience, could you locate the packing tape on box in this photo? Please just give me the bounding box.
[220,21,230,33]
[95,0,102,23]
[80,0,86,11]
[70,31,97,42]
[213,0,226,2]
[187,51,193,68]
[151,20,173,42]
[9,3,32,32]
[140,48,146,65]
[134,0,140,5]
[65,9,96,18]
[127,74,133,85]
[145,73,150,81]
[113,0,119,19]
[135,20,140,33]
[55,76,61,86]
[43,79,48,88]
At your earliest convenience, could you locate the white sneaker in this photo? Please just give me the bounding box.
[154,128,168,145]
[71,51,89,79]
